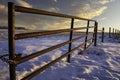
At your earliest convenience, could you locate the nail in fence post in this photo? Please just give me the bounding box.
[109,27,111,38]
[67,18,74,63]
[84,21,89,50]
[102,27,104,42]
[8,2,16,80]
[94,22,98,46]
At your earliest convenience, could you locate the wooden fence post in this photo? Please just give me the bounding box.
[102,27,104,42]
[113,28,114,38]
[116,30,118,39]
[84,20,89,50]
[117,30,119,39]
[119,30,120,39]
[8,2,16,80]
[94,22,98,46]
[118,30,119,38]
[109,27,111,38]
[67,18,74,63]
[115,29,117,38]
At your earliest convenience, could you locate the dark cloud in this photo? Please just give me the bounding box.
[0,0,114,30]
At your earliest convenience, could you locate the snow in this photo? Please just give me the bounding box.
[0,30,120,80]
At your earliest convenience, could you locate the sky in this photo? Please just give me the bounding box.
[0,0,120,32]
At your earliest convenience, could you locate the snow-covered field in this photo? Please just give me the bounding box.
[0,30,120,80]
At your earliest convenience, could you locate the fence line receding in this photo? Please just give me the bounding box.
[7,2,99,80]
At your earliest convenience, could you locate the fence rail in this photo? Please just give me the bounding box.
[14,6,95,22]
[15,26,95,40]
[6,2,99,80]
[22,39,93,80]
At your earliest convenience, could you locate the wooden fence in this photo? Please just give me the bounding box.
[109,27,120,39]
[4,2,100,80]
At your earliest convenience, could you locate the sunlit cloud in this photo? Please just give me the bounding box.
[47,7,60,12]
[0,4,7,14]
[39,19,87,30]
[16,0,32,8]
[82,4,90,11]
[29,25,37,30]
[76,4,107,19]
[0,0,116,30]
[0,19,7,26]
[99,0,114,5]
[99,17,107,21]
[35,1,108,30]
[41,20,70,30]
[80,6,107,19]
[53,0,58,3]
[0,4,8,26]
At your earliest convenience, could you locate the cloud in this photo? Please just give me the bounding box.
[99,0,114,5]
[0,4,7,14]
[16,0,32,8]
[0,19,8,26]
[82,4,90,11]
[40,20,71,30]
[79,6,107,19]
[33,1,109,30]
[99,17,107,21]
[47,7,60,12]
[29,25,37,30]
[73,2,108,19]
[70,0,115,20]
[53,0,58,3]
[0,0,114,30]
[39,19,87,30]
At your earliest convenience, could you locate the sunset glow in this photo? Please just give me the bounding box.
[0,0,120,31]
